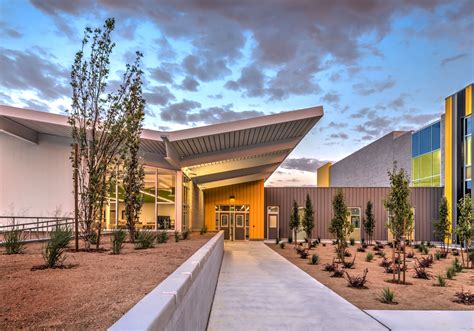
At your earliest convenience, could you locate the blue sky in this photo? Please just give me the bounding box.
[0,0,473,186]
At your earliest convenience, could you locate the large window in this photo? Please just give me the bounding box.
[412,121,441,187]
[464,116,472,195]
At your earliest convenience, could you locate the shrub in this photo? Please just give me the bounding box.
[349,238,355,246]
[469,251,474,262]
[446,267,456,280]
[4,228,25,254]
[174,231,181,242]
[343,255,356,268]
[417,243,425,253]
[422,245,429,255]
[373,245,380,252]
[452,249,460,256]
[111,229,126,255]
[43,226,73,268]
[452,258,463,272]
[323,262,337,272]
[135,230,156,249]
[366,252,374,262]
[414,264,431,279]
[88,231,98,245]
[362,243,368,249]
[280,242,285,249]
[182,229,190,240]
[453,289,474,305]
[345,268,368,288]
[156,230,168,244]
[287,237,293,244]
[344,249,352,257]
[377,243,385,249]
[375,251,386,258]
[331,268,344,278]
[379,258,391,268]
[435,251,441,260]
[309,254,319,265]
[407,251,415,258]
[435,274,447,287]
[357,246,366,253]
[416,255,434,268]
[379,287,396,304]
[200,224,208,235]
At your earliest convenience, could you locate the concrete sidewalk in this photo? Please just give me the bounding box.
[207,241,387,330]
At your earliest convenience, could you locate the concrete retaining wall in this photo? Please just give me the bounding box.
[109,231,224,331]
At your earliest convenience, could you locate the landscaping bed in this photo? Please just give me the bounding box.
[0,232,216,330]
[268,242,474,310]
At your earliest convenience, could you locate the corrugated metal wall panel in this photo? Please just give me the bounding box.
[264,187,443,241]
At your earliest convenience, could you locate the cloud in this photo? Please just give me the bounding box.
[0,21,22,38]
[0,48,69,101]
[322,92,340,105]
[280,157,327,173]
[178,76,199,92]
[352,77,396,96]
[150,65,174,84]
[441,53,469,66]
[143,85,176,106]
[182,54,231,82]
[328,133,349,140]
[160,101,264,125]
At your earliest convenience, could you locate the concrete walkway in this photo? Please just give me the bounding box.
[207,241,387,330]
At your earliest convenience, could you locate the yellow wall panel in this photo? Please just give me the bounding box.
[445,96,453,241]
[204,180,265,239]
[317,162,331,187]
[466,85,472,116]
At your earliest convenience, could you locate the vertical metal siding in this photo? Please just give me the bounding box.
[264,187,443,241]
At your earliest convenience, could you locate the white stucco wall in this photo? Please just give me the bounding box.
[0,133,74,217]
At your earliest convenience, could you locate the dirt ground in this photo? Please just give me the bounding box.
[268,242,474,310]
[0,232,216,330]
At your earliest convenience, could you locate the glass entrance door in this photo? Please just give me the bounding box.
[215,205,249,241]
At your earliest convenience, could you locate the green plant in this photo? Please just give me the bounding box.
[200,224,208,235]
[357,246,366,253]
[457,195,473,268]
[134,230,155,249]
[366,252,374,262]
[379,287,396,304]
[435,274,447,287]
[363,201,375,245]
[43,226,73,268]
[111,229,126,255]
[174,231,181,242]
[182,229,190,240]
[4,228,25,254]
[302,194,314,244]
[309,254,319,265]
[414,263,431,279]
[280,242,285,249]
[329,190,353,263]
[156,230,168,244]
[446,267,455,280]
[345,268,368,288]
[349,238,355,246]
[289,200,299,247]
[452,258,463,272]
[435,251,441,260]
[377,251,386,258]
[416,255,434,268]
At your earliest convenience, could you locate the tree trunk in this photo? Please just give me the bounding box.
[392,239,396,282]
[460,241,466,268]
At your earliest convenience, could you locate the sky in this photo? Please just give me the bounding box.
[0,0,473,186]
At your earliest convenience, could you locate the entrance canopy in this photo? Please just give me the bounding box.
[0,105,323,189]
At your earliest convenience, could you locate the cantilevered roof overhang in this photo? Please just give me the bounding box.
[0,105,323,189]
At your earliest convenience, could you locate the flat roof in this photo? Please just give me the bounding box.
[0,105,323,189]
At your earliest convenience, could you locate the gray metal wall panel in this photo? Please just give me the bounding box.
[264,187,443,241]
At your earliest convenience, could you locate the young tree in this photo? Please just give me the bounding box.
[329,189,353,262]
[363,200,375,245]
[123,67,146,243]
[289,200,299,246]
[433,196,450,253]
[302,193,314,245]
[384,164,411,283]
[457,194,473,268]
[69,18,144,249]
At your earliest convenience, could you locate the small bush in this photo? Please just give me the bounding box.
[174,231,181,242]
[349,238,355,246]
[379,287,396,304]
[446,267,456,280]
[435,274,447,287]
[288,237,293,244]
[357,246,366,253]
[43,226,73,268]
[182,229,190,240]
[331,268,344,278]
[452,258,462,272]
[111,229,126,255]
[379,258,391,268]
[435,251,441,260]
[453,289,474,305]
[323,262,337,272]
[366,252,374,262]
[422,245,429,255]
[344,249,352,257]
[280,242,285,249]
[156,230,168,244]
[407,251,415,258]
[416,255,434,268]
[362,243,368,249]
[417,243,425,253]
[375,251,386,258]
[135,230,156,249]
[200,224,208,235]
[345,268,368,288]
[4,229,25,254]
[414,264,431,279]
[343,255,356,269]
[373,245,380,252]
[295,246,308,258]
[377,243,385,249]
[469,251,474,262]
[88,231,98,245]
[452,249,460,256]
[309,254,319,265]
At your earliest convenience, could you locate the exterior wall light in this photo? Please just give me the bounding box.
[229,195,235,202]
